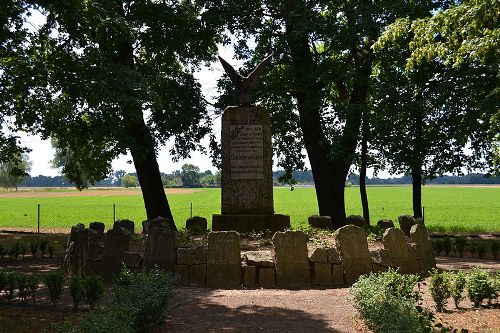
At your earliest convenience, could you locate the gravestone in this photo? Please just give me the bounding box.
[186,216,207,234]
[212,56,290,233]
[206,231,241,288]
[100,227,131,282]
[333,225,371,285]
[308,215,332,229]
[383,228,410,272]
[273,231,310,288]
[143,225,177,273]
[410,224,436,273]
[398,215,415,237]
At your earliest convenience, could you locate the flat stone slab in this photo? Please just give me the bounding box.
[243,265,257,287]
[259,268,275,288]
[212,214,290,233]
[244,251,275,267]
[313,263,333,286]
[309,248,328,263]
[206,231,241,288]
[273,231,310,288]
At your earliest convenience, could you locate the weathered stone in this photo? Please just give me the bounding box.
[407,243,419,258]
[212,214,290,233]
[309,248,328,263]
[64,224,89,276]
[189,264,207,287]
[258,268,275,288]
[186,216,208,234]
[377,219,394,230]
[177,246,207,266]
[398,215,415,237]
[144,216,176,235]
[411,224,436,274]
[308,215,332,229]
[334,225,371,285]
[87,229,101,259]
[100,227,131,282]
[175,264,189,286]
[370,248,393,268]
[383,228,414,273]
[415,217,424,225]
[206,231,241,288]
[313,263,333,286]
[113,219,135,234]
[89,222,105,237]
[332,264,344,286]
[243,265,257,287]
[123,252,142,268]
[244,251,274,267]
[327,247,342,264]
[346,215,367,228]
[272,231,310,288]
[143,226,177,273]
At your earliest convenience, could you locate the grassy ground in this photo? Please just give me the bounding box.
[0,186,499,233]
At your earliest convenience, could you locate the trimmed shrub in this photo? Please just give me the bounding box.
[490,241,499,259]
[27,274,39,304]
[450,271,467,308]
[466,268,493,307]
[17,274,29,302]
[70,275,85,311]
[30,242,39,258]
[39,240,49,257]
[433,239,444,256]
[453,237,467,258]
[350,269,426,333]
[429,270,451,312]
[0,271,6,293]
[83,275,105,309]
[442,237,452,256]
[477,242,487,259]
[44,271,66,306]
[5,272,16,302]
[48,244,55,258]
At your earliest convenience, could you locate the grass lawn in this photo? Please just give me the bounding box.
[0,186,498,233]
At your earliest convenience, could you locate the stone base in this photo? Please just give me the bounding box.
[212,214,290,233]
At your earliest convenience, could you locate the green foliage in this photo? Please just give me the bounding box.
[477,242,487,258]
[5,272,16,303]
[442,238,453,256]
[0,271,6,293]
[466,268,494,307]
[39,240,49,258]
[70,275,85,311]
[121,175,139,188]
[0,154,31,190]
[433,239,444,256]
[17,274,29,302]
[83,275,105,309]
[81,268,174,333]
[453,237,467,258]
[450,271,467,309]
[429,270,451,312]
[48,244,55,258]
[44,271,66,306]
[27,274,39,305]
[491,240,499,259]
[29,242,39,258]
[350,269,425,333]
[180,164,201,187]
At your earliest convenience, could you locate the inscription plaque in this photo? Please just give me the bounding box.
[230,125,263,179]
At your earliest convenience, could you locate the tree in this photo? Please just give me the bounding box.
[121,174,139,188]
[50,137,91,189]
[200,174,216,187]
[372,0,498,217]
[0,154,31,190]
[1,1,224,228]
[220,0,439,227]
[180,164,201,187]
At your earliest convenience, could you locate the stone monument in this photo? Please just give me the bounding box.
[212,55,290,232]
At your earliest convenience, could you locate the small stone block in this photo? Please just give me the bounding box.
[189,264,206,287]
[309,248,328,263]
[308,215,332,229]
[327,247,342,264]
[332,264,344,286]
[243,265,257,287]
[313,263,333,286]
[175,265,189,286]
[259,268,275,288]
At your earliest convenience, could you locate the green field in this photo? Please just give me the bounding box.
[0,186,499,233]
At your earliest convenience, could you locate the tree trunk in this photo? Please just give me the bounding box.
[112,3,176,230]
[412,167,423,218]
[359,117,370,223]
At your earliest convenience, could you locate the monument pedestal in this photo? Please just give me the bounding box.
[212,214,290,233]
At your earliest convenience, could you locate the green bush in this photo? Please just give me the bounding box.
[350,269,426,333]
[29,242,39,258]
[433,239,444,256]
[490,241,499,259]
[466,268,493,307]
[70,275,85,311]
[27,274,39,304]
[48,244,55,258]
[40,240,49,257]
[453,237,467,258]
[442,237,452,256]
[0,271,6,293]
[17,274,29,302]
[450,271,467,308]
[83,275,105,309]
[477,242,487,259]
[5,272,16,302]
[44,271,66,306]
[429,270,451,312]
[12,242,22,259]
[81,268,175,333]
[0,244,4,258]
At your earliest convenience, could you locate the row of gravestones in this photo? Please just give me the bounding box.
[173,224,435,289]
[63,219,434,288]
[309,214,423,237]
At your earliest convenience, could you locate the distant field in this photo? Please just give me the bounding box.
[0,186,498,233]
